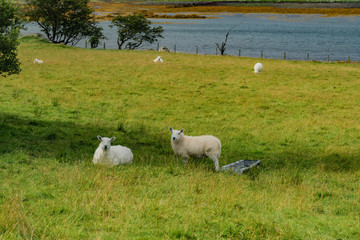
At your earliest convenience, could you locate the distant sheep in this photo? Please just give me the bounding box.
[33,59,43,64]
[169,127,221,171]
[93,136,133,166]
[154,56,163,63]
[254,62,263,74]
[159,46,170,52]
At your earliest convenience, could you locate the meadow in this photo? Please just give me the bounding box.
[1,37,360,239]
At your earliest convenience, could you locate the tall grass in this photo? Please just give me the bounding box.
[0,37,359,239]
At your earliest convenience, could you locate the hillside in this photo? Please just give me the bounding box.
[0,37,359,239]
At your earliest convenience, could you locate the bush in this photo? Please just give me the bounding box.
[0,0,23,76]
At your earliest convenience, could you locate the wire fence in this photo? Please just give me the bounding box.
[84,41,357,63]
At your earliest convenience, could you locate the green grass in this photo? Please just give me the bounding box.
[14,0,360,4]
[104,0,360,3]
[102,0,360,2]
[1,37,360,239]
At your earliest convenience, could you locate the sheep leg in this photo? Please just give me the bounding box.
[208,155,220,172]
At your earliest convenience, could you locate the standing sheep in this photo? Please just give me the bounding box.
[254,62,263,74]
[169,127,221,171]
[93,136,133,166]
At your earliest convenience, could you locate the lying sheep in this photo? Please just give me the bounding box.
[154,56,163,63]
[169,127,221,171]
[93,136,133,166]
[254,62,263,74]
[159,46,170,52]
[33,59,43,64]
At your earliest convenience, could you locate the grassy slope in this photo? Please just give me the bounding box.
[1,37,360,239]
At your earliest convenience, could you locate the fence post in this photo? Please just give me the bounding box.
[307,53,309,61]
[327,55,330,62]
[348,56,350,62]
[239,49,241,57]
[174,44,176,53]
[103,42,106,49]
[261,50,263,59]
[85,41,87,49]
[196,46,198,55]
[157,42,159,51]
[284,52,286,60]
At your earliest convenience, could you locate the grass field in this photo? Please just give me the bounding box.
[1,37,360,239]
[91,0,360,3]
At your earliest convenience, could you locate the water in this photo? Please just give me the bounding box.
[23,13,360,61]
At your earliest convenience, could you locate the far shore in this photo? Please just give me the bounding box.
[90,1,360,20]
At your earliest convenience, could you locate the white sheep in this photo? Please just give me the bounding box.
[33,59,43,64]
[159,46,170,52]
[154,56,163,63]
[169,127,221,171]
[93,136,133,166]
[254,62,263,74]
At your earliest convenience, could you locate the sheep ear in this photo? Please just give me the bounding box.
[110,137,116,142]
[180,129,184,134]
[97,135,102,141]
[169,127,173,132]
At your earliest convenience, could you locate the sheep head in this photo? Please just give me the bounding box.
[169,127,184,142]
[97,135,116,151]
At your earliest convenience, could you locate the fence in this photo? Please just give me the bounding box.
[84,41,356,63]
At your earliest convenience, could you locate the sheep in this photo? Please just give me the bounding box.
[33,59,43,64]
[154,56,164,63]
[254,62,263,74]
[159,46,170,52]
[169,127,221,171]
[93,136,133,166]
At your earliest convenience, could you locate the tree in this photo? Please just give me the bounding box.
[216,26,235,56]
[110,14,163,50]
[0,0,23,76]
[88,25,105,49]
[25,0,102,46]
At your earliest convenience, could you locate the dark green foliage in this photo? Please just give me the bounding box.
[110,14,163,50]
[0,0,23,76]
[88,25,105,49]
[25,0,102,46]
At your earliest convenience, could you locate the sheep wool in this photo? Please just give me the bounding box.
[254,62,263,74]
[154,56,163,63]
[33,59,43,64]
[93,136,133,166]
[169,127,221,171]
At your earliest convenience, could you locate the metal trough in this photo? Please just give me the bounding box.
[220,160,261,174]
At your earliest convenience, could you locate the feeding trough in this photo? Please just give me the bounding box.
[221,160,261,174]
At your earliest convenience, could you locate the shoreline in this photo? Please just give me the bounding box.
[90,1,360,20]
[147,1,360,8]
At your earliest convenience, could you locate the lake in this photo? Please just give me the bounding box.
[24,13,360,61]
